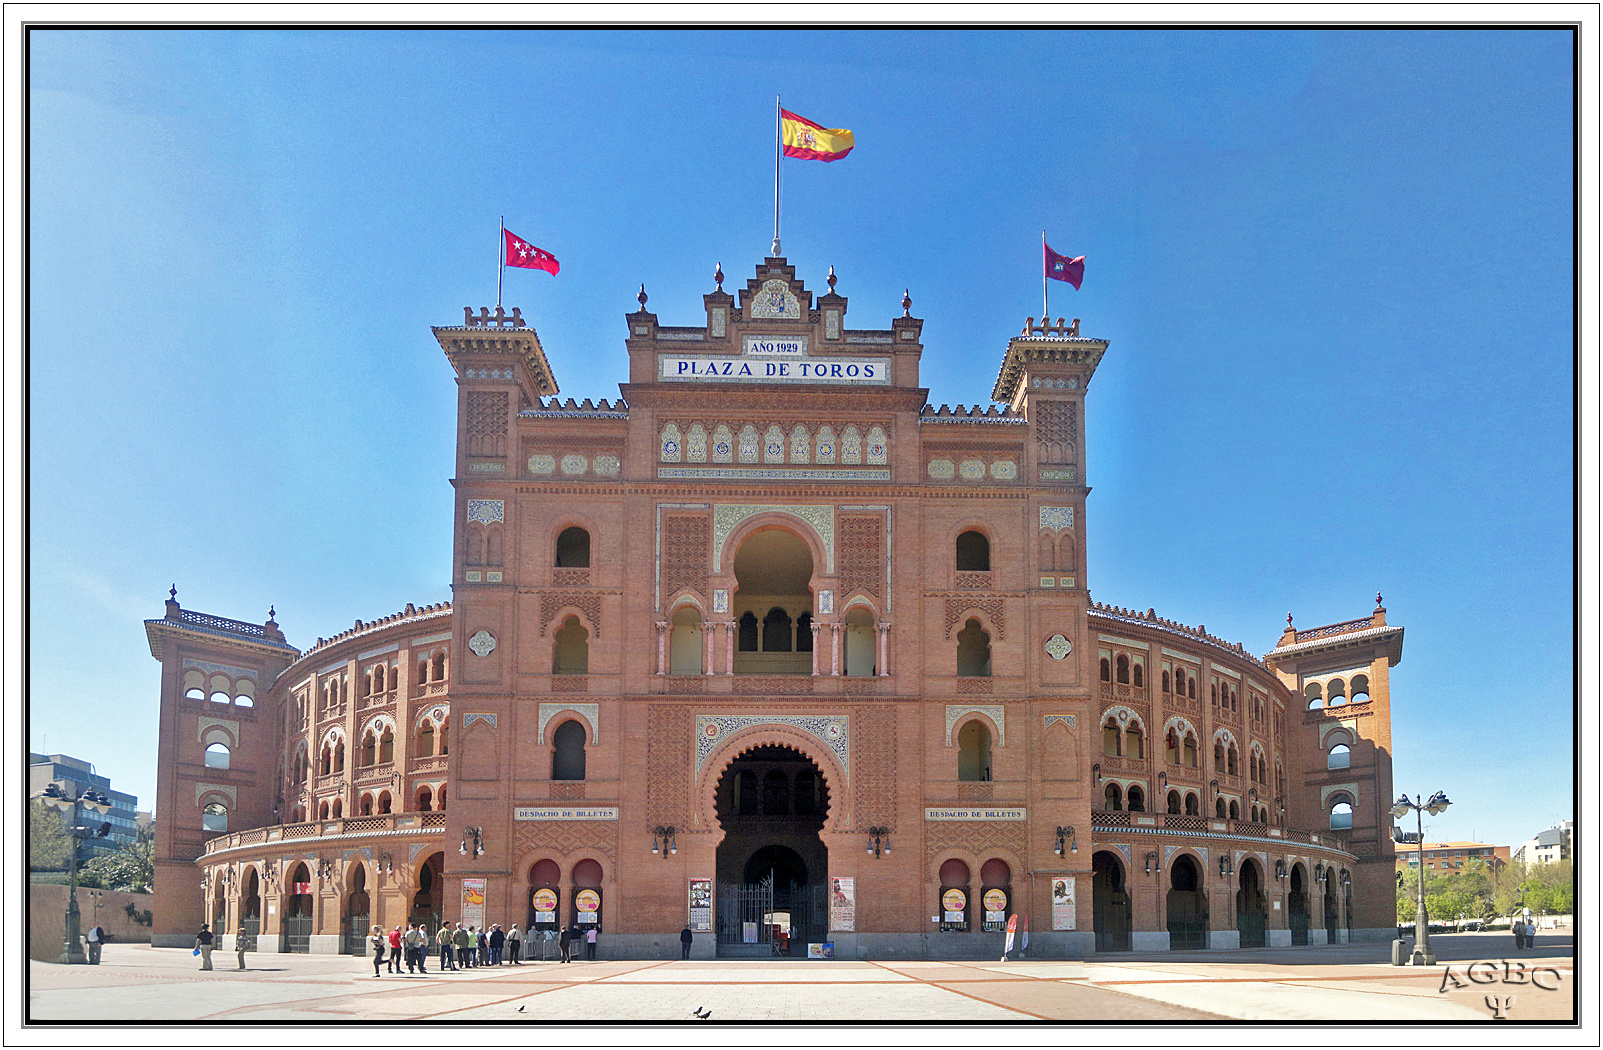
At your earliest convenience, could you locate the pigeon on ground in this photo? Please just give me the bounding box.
[517,1005,525,1012]
[693,1007,712,1019]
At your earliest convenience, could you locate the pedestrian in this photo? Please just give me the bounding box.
[1512,918,1524,950]
[437,922,456,970]
[405,923,425,973]
[454,922,473,968]
[1526,920,1537,949]
[477,926,489,966]
[370,925,388,976]
[85,922,104,965]
[195,923,214,970]
[586,925,597,961]
[235,926,249,970]
[507,924,522,964]
[489,924,505,965]
[680,925,693,960]
[558,923,571,964]
[388,926,404,973]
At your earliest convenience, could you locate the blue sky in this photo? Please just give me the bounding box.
[28,28,1576,850]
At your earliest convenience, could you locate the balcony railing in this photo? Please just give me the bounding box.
[204,810,447,855]
[1088,812,1354,855]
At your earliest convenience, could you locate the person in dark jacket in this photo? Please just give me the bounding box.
[489,925,505,965]
[558,924,571,963]
[680,925,693,960]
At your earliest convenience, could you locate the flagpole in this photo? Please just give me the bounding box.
[1041,231,1048,323]
[773,95,782,257]
[498,216,505,310]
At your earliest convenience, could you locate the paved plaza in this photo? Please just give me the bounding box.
[25,931,1574,1027]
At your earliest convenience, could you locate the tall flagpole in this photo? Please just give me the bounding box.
[773,95,782,257]
[1041,230,1048,323]
[498,216,505,310]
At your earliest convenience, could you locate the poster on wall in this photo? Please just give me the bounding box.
[983,887,1009,928]
[532,887,558,925]
[461,878,486,931]
[942,887,967,923]
[1051,877,1076,931]
[575,888,601,924]
[742,921,758,944]
[688,878,713,932]
[830,876,855,932]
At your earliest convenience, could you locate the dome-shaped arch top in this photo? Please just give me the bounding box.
[712,505,835,575]
[1101,704,1147,734]
[695,715,850,787]
[1212,727,1238,748]
[1163,715,1198,739]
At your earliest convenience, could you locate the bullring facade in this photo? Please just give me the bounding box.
[147,256,1400,957]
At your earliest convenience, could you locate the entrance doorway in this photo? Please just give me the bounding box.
[344,864,371,955]
[714,744,829,956]
[1236,859,1267,948]
[283,861,313,953]
[1288,865,1310,945]
[1091,851,1131,952]
[1167,855,1207,950]
[1324,872,1339,942]
[410,852,443,935]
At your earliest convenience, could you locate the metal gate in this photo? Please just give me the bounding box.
[343,914,369,956]
[715,878,828,955]
[1290,908,1309,945]
[1238,907,1266,948]
[282,913,312,954]
[241,917,259,952]
[717,876,775,948]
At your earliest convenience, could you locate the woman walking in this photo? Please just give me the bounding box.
[369,925,387,976]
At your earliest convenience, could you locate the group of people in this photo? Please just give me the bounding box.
[555,922,598,963]
[368,922,442,975]
[1513,918,1540,950]
[195,919,603,973]
[192,923,251,970]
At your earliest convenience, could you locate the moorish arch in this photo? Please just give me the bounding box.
[694,722,850,832]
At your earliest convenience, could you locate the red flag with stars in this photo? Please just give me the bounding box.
[1044,243,1084,289]
[503,229,559,275]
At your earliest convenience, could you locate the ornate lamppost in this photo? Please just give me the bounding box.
[37,783,113,964]
[1392,790,1451,965]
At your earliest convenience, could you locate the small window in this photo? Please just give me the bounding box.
[956,618,991,677]
[1132,663,1144,688]
[204,743,230,770]
[1327,743,1351,770]
[1185,793,1200,817]
[738,611,759,652]
[1126,785,1145,813]
[957,720,992,781]
[1099,658,1110,681]
[1116,655,1130,684]
[1104,783,1122,811]
[1162,670,1171,693]
[553,615,589,674]
[1228,799,1239,820]
[1102,722,1121,757]
[202,802,228,832]
[955,530,990,571]
[1330,798,1353,830]
[555,526,591,567]
[762,607,793,652]
[552,719,587,781]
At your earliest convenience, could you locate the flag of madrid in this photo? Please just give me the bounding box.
[503,229,559,275]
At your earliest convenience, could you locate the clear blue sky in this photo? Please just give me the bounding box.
[28,28,1576,850]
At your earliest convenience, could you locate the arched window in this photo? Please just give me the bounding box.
[417,720,435,757]
[553,615,589,674]
[1183,734,1198,768]
[360,793,374,816]
[955,530,990,571]
[1127,785,1145,813]
[377,790,391,815]
[1185,792,1200,816]
[331,797,342,818]
[1187,675,1196,699]
[762,607,793,652]
[556,526,591,567]
[417,658,429,686]
[1215,797,1227,819]
[1228,799,1239,820]
[1102,720,1121,757]
[1214,741,1225,771]
[737,770,758,816]
[1329,797,1354,830]
[1351,674,1370,704]
[379,727,394,764]
[360,732,376,767]
[333,741,345,773]
[1305,683,1323,710]
[843,606,874,676]
[957,720,992,781]
[318,799,330,821]
[1226,746,1238,776]
[1167,790,1182,815]
[416,786,433,812]
[1166,729,1180,764]
[738,611,759,652]
[1211,683,1218,706]
[1124,724,1144,760]
[437,784,447,810]
[202,802,228,832]
[1116,655,1130,684]
[552,719,586,781]
[669,605,703,675]
[432,650,446,682]
[796,611,815,653]
[956,618,991,677]
[387,665,399,691]
[1162,670,1172,693]
[762,770,790,814]
[320,744,332,776]
[1100,658,1110,681]
[1132,662,1144,688]
[204,742,230,770]
[1327,743,1351,770]
[1104,783,1123,811]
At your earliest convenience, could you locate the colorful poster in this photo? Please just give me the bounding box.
[829,876,855,932]
[532,887,557,923]
[461,878,486,930]
[742,921,758,944]
[807,942,835,959]
[575,888,600,924]
[688,878,713,932]
[942,887,967,923]
[1051,877,1076,931]
[983,887,1009,924]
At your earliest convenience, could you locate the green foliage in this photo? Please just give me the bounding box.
[29,799,73,871]
[1400,858,1573,923]
[81,836,154,893]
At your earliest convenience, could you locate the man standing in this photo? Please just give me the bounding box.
[235,926,249,970]
[585,925,597,961]
[437,921,457,971]
[405,923,427,973]
[489,924,505,965]
[680,925,693,960]
[195,924,214,970]
[506,923,522,964]
[388,926,403,973]
[454,922,473,968]
[84,923,104,965]
[558,923,571,964]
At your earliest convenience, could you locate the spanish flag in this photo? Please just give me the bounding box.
[781,108,855,162]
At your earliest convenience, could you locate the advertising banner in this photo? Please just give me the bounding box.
[688,878,713,932]
[984,887,1009,927]
[1052,877,1076,931]
[461,878,486,930]
[742,921,758,944]
[575,889,600,924]
[829,877,856,932]
[942,887,967,923]
[532,887,557,924]
[807,942,835,959]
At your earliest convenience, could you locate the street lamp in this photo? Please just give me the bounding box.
[459,826,483,858]
[1392,790,1452,965]
[37,783,113,964]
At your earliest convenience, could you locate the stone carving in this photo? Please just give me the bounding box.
[925,821,1026,868]
[540,593,602,636]
[467,630,496,657]
[928,459,955,480]
[466,392,508,457]
[944,596,1005,640]
[661,514,710,603]
[1045,633,1073,660]
[1040,507,1074,532]
[467,499,504,526]
[712,504,834,573]
[990,460,1017,480]
[513,821,616,868]
[1043,714,1077,731]
[646,706,690,827]
[593,455,620,476]
[560,454,588,476]
[694,715,849,783]
[538,703,599,744]
[853,706,897,828]
[686,425,707,463]
[528,454,556,475]
[837,515,884,600]
[1035,399,1077,462]
[461,712,496,729]
[945,704,1005,746]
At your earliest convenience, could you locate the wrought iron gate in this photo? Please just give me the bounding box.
[343,914,369,955]
[717,876,775,947]
[282,913,312,953]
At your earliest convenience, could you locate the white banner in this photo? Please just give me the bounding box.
[659,355,890,385]
[925,807,1027,821]
[514,806,619,821]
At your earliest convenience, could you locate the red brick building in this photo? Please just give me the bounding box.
[147,257,1399,957]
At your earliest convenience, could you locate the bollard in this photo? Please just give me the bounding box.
[1392,938,1409,966]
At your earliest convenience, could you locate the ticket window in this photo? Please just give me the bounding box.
[529,859,561,932]
[939,858,971,932]
[572,858,604,933]
[981,858,1012,933]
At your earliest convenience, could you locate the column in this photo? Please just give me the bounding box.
[830,624,842,676]
[703,620,716,675]
[876,623,890,676]
[654,622,667,676]
[811,623,821,676]
[723,622,736,675]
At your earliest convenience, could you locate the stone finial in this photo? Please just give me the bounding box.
[827,265,837,293]
[638,285,648,309]
[714,262,723,290]
[901,289,912,316]
[1375,591,1384,608]
[267,605,276,621]
[169,584,177,600]
[1070,318,1081,336]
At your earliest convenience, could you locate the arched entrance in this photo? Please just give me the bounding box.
[731,529,815,675]
[409,852,443,934]
[1323,869,1340,942]
[714,744,829,955]
[527,858,561,954]
[211,872,227,931]
[1091,851,1131,952]
[1236,859,1267,948]
[344,864,371,955]
[1167,855,1207,950]
[240,868,261,949]
[283,861,313,953]
[1288,864,1310,945]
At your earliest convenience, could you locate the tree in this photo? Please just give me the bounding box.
[29,799,72,871]
[81,836,154,893]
